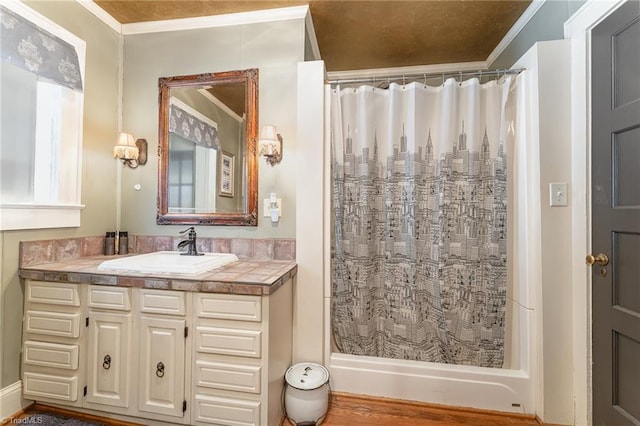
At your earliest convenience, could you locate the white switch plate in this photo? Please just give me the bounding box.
[549,183,568,207]
[263,198,282,217]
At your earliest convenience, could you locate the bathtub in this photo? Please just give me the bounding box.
[323,295,536,415]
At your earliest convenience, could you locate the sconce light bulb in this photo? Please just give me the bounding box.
[258,125,283,166]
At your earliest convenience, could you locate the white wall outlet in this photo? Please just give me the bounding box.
[263,198,282,218]
[549,182,568,207]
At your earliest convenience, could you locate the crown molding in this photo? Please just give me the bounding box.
[485,0,547,66]
[76,2,308,35]
[76,0,122,33]
[77,1,540,74]
[196,90,243,123]
[304,8,322,61]
[121,5,309,35]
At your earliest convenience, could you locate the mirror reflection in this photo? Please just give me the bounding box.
[157,69,258,226]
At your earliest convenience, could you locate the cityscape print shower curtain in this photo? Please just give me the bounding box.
[331,76,519,367]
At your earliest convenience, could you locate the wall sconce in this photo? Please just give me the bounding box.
[258,125,283,166]
[113,132,147,168]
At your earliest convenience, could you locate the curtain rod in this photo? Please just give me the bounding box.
[328,68,525,86]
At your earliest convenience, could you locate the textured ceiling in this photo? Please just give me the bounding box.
[94,0,532,72]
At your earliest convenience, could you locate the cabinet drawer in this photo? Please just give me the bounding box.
[88,286,131,311]
[25,310,81,338]
[23,372,78,402]
[195,360,261,394]
[26,281,80,306]
[139,289,185,316]
[196,326,262,358]
[24,341,79,370]
[196,294,261,322]
[194,394,260,426]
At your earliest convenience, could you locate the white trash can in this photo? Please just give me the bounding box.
[284,362,330,425]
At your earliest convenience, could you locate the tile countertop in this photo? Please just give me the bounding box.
[18,255,297,296]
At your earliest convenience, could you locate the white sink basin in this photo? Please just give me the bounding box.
[98,251,239,275]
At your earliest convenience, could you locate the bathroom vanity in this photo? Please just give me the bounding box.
[19,255,296,426]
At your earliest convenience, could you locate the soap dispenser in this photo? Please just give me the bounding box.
[118,231,128,255]
[104,232,116,255]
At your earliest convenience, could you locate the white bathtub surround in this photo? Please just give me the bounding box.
[323,51,545,415]
[330,350,533,414]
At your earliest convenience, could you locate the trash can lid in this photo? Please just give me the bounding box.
[285,362,330,390]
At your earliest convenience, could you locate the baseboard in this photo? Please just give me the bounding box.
[536,415,570,426]
[0,381,31,423]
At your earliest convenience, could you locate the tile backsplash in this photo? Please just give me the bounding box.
[20,235,296,267]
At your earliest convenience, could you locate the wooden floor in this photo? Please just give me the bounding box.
[287,393,540,426]
[7,394,540,426]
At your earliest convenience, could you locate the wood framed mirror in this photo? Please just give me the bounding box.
[157,69,258,226]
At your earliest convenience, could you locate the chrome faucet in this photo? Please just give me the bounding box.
[177,227,202,256]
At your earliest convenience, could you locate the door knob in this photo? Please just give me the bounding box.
[586,253,609,266]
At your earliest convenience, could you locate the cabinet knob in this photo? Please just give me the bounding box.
[103,354,111,370]
[156,362,165,378]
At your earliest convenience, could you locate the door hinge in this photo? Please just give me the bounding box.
[184,326,188,338]
[85,317,89,327]
[183,400,187,412]
[83,386,87,397]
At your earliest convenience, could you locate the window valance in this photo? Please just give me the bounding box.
[169,103,220,150]
[0,5,83,91]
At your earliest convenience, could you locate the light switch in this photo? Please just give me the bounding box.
[549,183,568,207]
[263,198,282,218]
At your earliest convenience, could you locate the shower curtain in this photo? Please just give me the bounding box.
[331,76,522,368]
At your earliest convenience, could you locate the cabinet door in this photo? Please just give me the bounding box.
[138,316,186,418]
[86,311,131,408]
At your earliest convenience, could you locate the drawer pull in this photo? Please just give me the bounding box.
[156,362,165,378]
[102,354,111,370]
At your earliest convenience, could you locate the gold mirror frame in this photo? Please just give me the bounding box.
[157,69,258,226]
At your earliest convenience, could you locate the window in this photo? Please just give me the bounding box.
[168,136,196,212]
[0,2,85,230]
[167,97,218,213]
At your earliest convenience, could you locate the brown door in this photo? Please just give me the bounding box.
[591,1,640,425]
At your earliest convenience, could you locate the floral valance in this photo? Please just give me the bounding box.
[169,104,220,150]
[0,5,83,91]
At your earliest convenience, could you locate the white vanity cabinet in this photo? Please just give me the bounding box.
[137,289,189,422]
[192,278,293,426]
[21,275,293,426]
[22,281,84,407]
[85,286,132,411]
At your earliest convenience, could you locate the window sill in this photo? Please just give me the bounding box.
[0,204,85,231]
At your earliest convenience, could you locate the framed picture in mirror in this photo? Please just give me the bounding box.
[219,151,234,197]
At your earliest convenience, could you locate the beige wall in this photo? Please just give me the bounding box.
[0,1,121,387]
[0,5,307,390]
[120,19,306,239]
